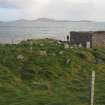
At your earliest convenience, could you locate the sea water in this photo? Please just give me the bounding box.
[0,21,105,43]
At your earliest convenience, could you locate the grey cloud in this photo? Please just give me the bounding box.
[0,1,17,8]
[0,0,38,9]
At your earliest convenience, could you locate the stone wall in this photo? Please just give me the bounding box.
[70,31,105,48]
[92,32,105,48]
[70,31,92,47]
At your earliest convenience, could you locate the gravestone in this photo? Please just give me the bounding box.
[86,41,91,48]
[78,43,82,48]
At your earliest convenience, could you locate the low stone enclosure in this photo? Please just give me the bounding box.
[70,31,105,48]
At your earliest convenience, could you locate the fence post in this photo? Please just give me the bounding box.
[30,40,33,52]
[90,71,95,105]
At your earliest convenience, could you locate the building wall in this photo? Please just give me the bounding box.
[70,32,92,47]
[92,32,105,48]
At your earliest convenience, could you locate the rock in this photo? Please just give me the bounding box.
[40,43,44,46]
[59,51,64,55]
[57,41,62,44]
[66,59,71,64]
[95,58,105,64]
[40,50,47,56]
[17,55,24,60]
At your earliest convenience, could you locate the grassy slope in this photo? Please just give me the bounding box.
[0,39,105,105]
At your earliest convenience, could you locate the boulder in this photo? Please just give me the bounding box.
[40,50,47,56]
[17,55,24,60]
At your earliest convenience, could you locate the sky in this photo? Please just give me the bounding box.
[0,0,104,21]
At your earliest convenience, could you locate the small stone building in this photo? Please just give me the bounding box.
[70,31,105,48]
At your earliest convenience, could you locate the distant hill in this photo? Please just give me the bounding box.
[35,18,57,22]
[14,19,29,22]
[7,18,57,23]
[0,18,95,23]
[79,20,94,22]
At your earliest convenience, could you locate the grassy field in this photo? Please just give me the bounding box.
[0,38,105,105]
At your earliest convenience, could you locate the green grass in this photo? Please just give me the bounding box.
[0,38,105,105]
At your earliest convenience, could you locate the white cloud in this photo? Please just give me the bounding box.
[0,0,105,21]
